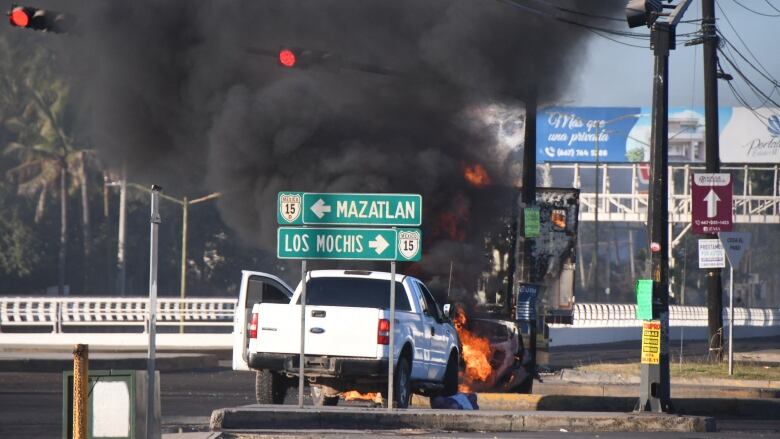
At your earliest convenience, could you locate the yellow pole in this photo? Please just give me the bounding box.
[73,344,88,439]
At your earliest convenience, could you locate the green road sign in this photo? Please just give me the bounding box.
[635,279,653,321]
[277,192,422,226]
[277,227,422,261]
[524,207,540,238]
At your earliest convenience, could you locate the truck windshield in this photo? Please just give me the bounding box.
[298,278,411,311]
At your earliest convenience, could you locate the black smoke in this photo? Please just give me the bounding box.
[34,0,625,291]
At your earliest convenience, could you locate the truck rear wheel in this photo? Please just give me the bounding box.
[255,369,287,405]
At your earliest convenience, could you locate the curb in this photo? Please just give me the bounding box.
[536,381,780,399]
[210,406,714,433]
[411,393,780,419]
[559,368,780,389]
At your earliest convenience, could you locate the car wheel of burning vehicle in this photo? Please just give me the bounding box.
[255,369,288,405]
[391,357,412,408]
[311,385,339,406]
[442,352,459,396]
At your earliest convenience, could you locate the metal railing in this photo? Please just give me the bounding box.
[571,303,780,328]
[539,163,780,223]
[0,297,236,333]
[2,297,779,335]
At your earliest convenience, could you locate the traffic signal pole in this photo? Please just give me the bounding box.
[633,0,692,413]
[702,0,724,362]
[639,20,673,412]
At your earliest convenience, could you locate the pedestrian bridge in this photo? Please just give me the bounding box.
[539,163,780,224]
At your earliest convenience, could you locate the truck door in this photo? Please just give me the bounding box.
[416,281,450,381]
[232,271,292,370]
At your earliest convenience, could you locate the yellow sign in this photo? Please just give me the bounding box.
[641,321,661,365]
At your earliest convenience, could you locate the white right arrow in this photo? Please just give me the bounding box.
[369,235,389,255]
[704,189,720,218]
[310,198,332,219]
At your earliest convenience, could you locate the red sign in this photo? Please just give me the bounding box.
[691,173,733,234]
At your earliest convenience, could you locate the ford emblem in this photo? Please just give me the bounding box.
[310,327,325,334]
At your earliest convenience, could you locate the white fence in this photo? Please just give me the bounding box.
[2,297,779,349]
[0,297,236,333]
[548,303,780,347]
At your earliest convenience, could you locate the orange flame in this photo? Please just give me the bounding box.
[463,163,491,188]
[453,305,494,392]
[342,391,382,404]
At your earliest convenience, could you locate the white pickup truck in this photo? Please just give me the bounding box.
[232,269,460,408]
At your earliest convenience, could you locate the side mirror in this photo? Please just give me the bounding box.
[442,304,453,320]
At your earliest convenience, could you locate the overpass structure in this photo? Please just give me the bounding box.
[541,163,780,224]
[1,297,778,349]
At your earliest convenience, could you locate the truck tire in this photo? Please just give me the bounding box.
[442,352,459,396]
[255,369,287,405]
[311,385,340,406]
[393,357,412,408]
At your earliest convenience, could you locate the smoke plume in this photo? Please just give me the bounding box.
[38,0,625,291]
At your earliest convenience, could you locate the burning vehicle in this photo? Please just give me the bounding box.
[453,305,526,393]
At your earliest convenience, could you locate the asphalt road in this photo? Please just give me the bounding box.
[2,367,780,439]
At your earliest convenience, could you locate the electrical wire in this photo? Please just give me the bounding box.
[716,2,777,82]
[731,0,780,17]
[765,0,780,14]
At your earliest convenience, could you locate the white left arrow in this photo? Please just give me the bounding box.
[704,189,720,218]
[369,235,390,255]
[310,198,332,219]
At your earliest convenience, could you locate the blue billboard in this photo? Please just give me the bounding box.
[535,106,765,163]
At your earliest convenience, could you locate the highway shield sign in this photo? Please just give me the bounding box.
[277,227,422,261]
[277,192,421,226]
[692,173,733,234]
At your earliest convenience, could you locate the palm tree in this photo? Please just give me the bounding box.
[2,40,95,294]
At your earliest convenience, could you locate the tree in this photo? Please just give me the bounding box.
[2,39,94,294]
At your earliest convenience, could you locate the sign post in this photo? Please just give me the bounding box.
[691,173,733,235]
[719,232,751,375]
[277,192,422,411]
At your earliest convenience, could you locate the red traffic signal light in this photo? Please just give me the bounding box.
[7,5,68,33]
[278,48,297,68]
[9,6,32,27]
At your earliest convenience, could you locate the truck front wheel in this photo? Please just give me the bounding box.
[393,357,412,408]
[442,352,459,396]
[255,369,288,405]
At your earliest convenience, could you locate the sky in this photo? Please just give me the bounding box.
[571,0,780,108]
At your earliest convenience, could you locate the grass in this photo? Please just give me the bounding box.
[576,361,780,381]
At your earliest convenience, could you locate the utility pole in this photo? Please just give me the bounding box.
[626,0,692,413]
[515,94,538,393]
[147,185,161,439]
[702,0,724,361]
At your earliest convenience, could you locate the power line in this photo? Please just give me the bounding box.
[716,2,777,83]
[731,0,780,17]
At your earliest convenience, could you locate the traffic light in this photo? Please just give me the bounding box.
[277,47,340,71]
[625,0,664,28]
[7,5,68,33]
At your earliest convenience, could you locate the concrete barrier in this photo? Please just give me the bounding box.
[209,405,715,433]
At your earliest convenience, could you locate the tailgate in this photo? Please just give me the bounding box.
[252,304,382,358]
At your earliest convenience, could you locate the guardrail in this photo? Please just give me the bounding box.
[0,297,236,333]
[2,298,778,349]
[571,303,780,328]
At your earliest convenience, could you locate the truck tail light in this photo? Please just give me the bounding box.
[377,318,390,345]
[249,312,259,339]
